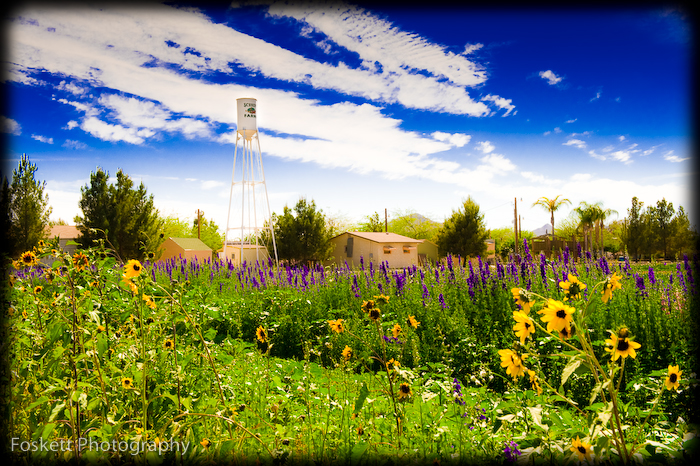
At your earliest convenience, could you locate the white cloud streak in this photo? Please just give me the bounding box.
[539,70,562,85]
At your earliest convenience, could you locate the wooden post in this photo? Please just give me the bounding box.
[385,208,388,233]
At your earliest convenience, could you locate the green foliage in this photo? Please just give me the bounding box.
[387,209,441,241]
[5,154,52,256]
[436,197,488,264]
[358,211,384,233]
[159,213,224,255]
[75,168,163,261]
[266,197,333,264]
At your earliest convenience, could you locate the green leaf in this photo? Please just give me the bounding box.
[353,383,369,415]
[527,406,548,432]
[560,356,582,387]
[589,380,610,405]
[28,396,50,411]
[96,332,108,359]
[41,422,57,440]
[350,441,369,466]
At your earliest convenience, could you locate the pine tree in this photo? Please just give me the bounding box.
[435,197,488,266]
[7,154,52,256]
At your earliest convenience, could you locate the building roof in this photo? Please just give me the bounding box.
[46,225,81,239]
[167,237,212,251]
[339,231,420,243]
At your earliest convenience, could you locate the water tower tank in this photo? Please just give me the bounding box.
[237,98,257,140]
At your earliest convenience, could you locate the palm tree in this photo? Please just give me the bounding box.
[574,202,599,253]
[532,195,572,237]
[595,206,618,258]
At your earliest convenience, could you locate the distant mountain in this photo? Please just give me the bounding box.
[532,223,553,236]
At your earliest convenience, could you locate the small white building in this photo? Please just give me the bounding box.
[217,241,271,266]
[329,231,421,269]
[42,225,82,265]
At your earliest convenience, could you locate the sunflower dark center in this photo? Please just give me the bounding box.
[524,322,531,329]
[556,309,567,318]
[670,373,678,383]
[578,446,586,454]
[617,340,629,351]
[569,284,581,295]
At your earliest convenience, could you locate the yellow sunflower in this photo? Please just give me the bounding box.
[602,272,623,304]
[604,329,641,361]
[122,277,138,294]
[33,285,43,294]
[72,252,89,271]
[511,287,534,313]
[121,378,134,389]
[256,326,268,343]
[142,294,156,310]
[538,299,575,333]
[342,345,352,361]
[512,311,535,344]
[123,259,143,279]
[398,383,412,400]
[664,365,682,391]
[570,436,593,462]
[200,438,211,449]
[498,349,528,379]
[392,323,402,339]
[528,370,543,395]
[328,319,344,334]
[19,251,38,268]
[407,315,420,329]
[361,299,376,313]
[163,339,175,350]
[368,307,381,321]
[559,274,587,300]
[374,294,390,306]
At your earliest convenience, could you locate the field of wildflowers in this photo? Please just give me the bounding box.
[4,238,699,465]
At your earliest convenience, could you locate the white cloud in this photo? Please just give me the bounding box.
[463,43,483,54]
[663,150,690,163]
[539,70,562,85]
[201,180,225,190]
[476,141,495,154]
[80,117,154,144]
[62,139,88,149]
[480,94,516,116]
[610,150,633,164]
[618,135,626,141]
[565,118,577,124]
[588,150,606,161]
[570,173,591,182]
[590,91,601,102]
[31,134,54,144]
[1,116,21,135]
[431,131,471,148]
[564,139,586,149]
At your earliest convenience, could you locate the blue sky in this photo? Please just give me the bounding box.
[2,1,694,239]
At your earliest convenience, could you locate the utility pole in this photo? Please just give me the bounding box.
[197,209,201,239]
[385,208,388,233]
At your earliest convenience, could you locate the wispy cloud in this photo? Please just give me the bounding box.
[31,134,54,144]
[663,150,690,163]
[539,70,563,85]
[563,139,586,149]
[476,141,495,154]
[1,116,21,135]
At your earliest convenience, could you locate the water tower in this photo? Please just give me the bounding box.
[223,98,278,266]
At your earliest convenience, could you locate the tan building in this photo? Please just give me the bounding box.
[416,239,439,266]
[159,237,212,262]
[217,241,271,266]
[329,232,420,269]
[42,225,82,265]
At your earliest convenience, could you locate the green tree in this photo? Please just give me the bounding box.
[649,198,675,260]
[192,214,224,252]
[358,211,384,233]
[668,206,697,257]
[266,198,332,264]
[435,197,489,265]
[7,154,52,255]
[532,195,571,237]
[75,168,162,261]
[623,197,645,261]
[388,209,441,241]
[574,201,600,254]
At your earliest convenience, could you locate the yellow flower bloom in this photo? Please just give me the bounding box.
[407,315,420,329]
[511,287,533,313]
[342,345,352,361]
[602,272,623,303]
[123,259,143,279]
[374,294,390,306]
[256,326,268,343]
[570,436,592,462]
[72,252,89,271]
[512,311,535,344]
[121,378,134,389]
[386,358,400,372]
[142,294,156,310]
[559,274,587,300]
[392,323,402,338]
[163,339,175,350]
[528,370,543,395]
[368,307,381,321]
[33,285,43,294]
[498,349,528,379]
[361,299,376,313]
[200,438,211,449]
[122,277,138,294]
[604,329,641,361]
[664,365,682,391]
[538,299,575,333]
[97,325,106,333]
[398,383,412,400]
[328,319,344,334]
[19,251,38,267]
